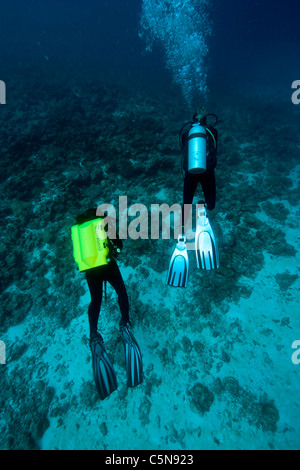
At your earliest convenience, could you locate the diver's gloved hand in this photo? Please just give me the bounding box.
[107,238,122,262]
[114,237,123,251]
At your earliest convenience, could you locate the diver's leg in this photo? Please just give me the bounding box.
[182,172,198,230]
[199,169,216,210]
[86,269,103,340]
[106,260,130,324]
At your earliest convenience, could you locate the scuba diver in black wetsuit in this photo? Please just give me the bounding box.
[74,208,129,340]
[166,109,220,288]
[71,208,143,400]
[180,109,219,225]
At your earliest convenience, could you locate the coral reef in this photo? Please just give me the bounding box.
[0,61,299,450]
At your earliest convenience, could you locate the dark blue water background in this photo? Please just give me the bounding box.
[0,0,299,99]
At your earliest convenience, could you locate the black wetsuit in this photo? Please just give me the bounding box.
[86,260,129,340]
[182,125,218,219]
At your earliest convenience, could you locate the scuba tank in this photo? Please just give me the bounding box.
[179,113,219,175]
[188,123,207,174]
[71,218,109,271]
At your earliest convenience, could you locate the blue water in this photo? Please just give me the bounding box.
[1,1,299,105]
[0,0,299,451]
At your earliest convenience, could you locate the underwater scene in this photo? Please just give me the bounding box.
[0,0,299,452]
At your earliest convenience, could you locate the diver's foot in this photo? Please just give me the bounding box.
[89,331,103,346]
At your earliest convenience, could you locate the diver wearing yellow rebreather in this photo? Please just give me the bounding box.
[71,208,143,400]
[72,208,129,337]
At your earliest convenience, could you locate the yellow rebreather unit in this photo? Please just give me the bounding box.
[71,218,109,271]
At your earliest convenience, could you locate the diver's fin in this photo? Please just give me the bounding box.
[195,205,219,270]
[166,235,189,287]
[120,323,143,388]
[90,334,118,400]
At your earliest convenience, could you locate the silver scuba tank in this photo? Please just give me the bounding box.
[188,123,207,173]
